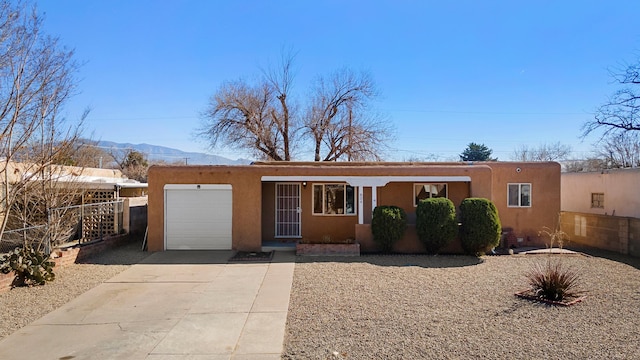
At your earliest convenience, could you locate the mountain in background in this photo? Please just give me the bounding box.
[97,141,252,165]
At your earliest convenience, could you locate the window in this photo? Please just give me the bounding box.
[312,184,356,215]
[414,183,447,206]
[508,183,531,207]
[591,193,604,208]
[574,215,587,236]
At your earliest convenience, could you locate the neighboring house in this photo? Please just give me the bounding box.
[560,168,640,257]
[54,166,149,238]
[561,168,640,218]
[147,161,560,253]
[1,162,148,249]
[1,162,147,200]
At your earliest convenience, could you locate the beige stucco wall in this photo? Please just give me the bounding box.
[562,169,640,218]
[2,161,125,183]
[487,162,561,246]
[147,162,560,252]
[123,197,148,236]
[148,163,493,251]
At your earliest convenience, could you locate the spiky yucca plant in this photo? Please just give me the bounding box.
[526,259,581,302]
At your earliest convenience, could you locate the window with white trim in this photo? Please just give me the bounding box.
[312,184,356,215]
[508,183,531,207]
[414,183,447,206]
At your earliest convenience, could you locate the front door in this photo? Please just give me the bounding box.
[275,183,301,238]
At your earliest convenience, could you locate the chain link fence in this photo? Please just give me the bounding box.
[0,225,48,254]
[0,200,124,255]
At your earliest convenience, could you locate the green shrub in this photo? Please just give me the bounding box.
[371,205,407,252]
[0,246,56,287]
[526,259,581,302]
[416,197,458,254]
[459,198,501,255]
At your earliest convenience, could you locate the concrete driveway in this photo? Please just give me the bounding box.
[0,250,295,360]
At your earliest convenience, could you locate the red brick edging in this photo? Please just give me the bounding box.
[514,289,587,306]
[0,234,133,293]
[296,243,360,256]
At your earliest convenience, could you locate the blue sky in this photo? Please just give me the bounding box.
[37,1,640,161]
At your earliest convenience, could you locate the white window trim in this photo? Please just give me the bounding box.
[507,183,532,208]
[413,183,448,207]
[312,183,357,216]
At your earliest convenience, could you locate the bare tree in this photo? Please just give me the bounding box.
[512,142,572,161]
[563,158,609,172]
[402,154,441,162]
[6,166,85,249]
[105,147,148,182]
[198,54,391,161]
[120,150,148,182]
[323,111,392,161]
[562,132,640,172]
[69,141,111,168]
[200,80,290,161]
[199,54,296,161]
[593,131,640,168]
[46,139,112,168]
[108,148,147,169]
[304,69,390,161]
[0,1,84,247]
[583,59,640,137]
[262,51,298,161]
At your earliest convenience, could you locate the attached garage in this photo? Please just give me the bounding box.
[164,184,232,250]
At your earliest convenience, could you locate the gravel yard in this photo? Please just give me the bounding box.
[283,251,640,359]
[2,242,639,359]
[0,241,150,339]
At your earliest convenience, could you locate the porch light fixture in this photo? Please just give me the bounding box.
[302,181,307,187]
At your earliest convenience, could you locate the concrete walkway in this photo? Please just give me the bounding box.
[0,250,295,360]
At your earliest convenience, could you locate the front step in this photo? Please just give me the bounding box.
[262,241,296,253]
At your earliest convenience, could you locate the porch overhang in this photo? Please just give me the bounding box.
[261,175,472,225]
[260,176,471,186]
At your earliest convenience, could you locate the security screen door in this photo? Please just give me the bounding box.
[275,183,301,238]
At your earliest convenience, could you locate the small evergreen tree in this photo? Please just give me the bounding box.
[459,198,501,255]
[416,198,458,254]
[460,143,497,161]
[371,206,407,252]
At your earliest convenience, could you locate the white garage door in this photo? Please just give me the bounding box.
[164,184,232,250]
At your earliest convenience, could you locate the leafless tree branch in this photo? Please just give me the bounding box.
[511,142,572,161]
[198,53,391,162]
[584,58,640,137]
[593,131,640,168]
[304,68,384,161]
[0,1,84,247]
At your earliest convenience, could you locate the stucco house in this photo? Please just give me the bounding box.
[561,168,640,218]
[146,161,560,253]
[0,162,148,251]
[560,168,640,257]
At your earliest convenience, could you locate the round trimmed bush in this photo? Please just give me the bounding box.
[459,198,501,255]
[416,197,458,254]
[371,205,407,252]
